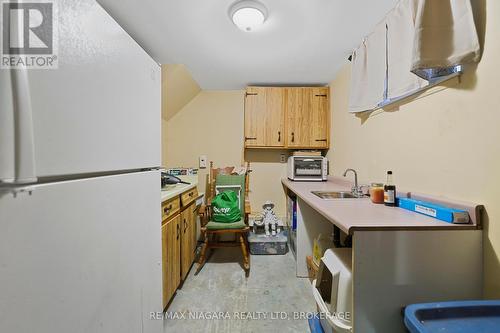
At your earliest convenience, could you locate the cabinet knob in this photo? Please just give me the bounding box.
[164,204,173,214]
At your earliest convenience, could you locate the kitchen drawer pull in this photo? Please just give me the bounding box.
[245,137,257,141]
[291,132,295,143]
[315,94,328,97]
[189,192,193,197]
[315,139,327,142]
[278,131,281,142]
[163,204,173,214]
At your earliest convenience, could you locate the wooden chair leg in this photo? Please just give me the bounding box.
[239,234,250,276]
[195,230,209,275]
[206,234,215,261]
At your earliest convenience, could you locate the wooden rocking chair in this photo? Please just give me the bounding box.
[196,162,251,276]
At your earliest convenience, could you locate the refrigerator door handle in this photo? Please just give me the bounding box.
[11,68,37,184]
[0,70,15,183]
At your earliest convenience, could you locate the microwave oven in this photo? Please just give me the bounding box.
[287,156,328,181]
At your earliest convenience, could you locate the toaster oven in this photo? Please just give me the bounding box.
[287,156,328,181]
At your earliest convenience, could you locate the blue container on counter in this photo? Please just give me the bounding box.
[398,197,470,224]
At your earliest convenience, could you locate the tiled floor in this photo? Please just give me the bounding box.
[163,249,316,333]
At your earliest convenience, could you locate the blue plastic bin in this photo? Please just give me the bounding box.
[404,300,500,333]
[308,314,324,333]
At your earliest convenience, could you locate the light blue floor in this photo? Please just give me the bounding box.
[163,250,315,333]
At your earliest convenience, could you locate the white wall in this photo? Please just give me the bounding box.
[163,90,288,216]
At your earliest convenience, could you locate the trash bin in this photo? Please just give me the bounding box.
[312,248,353,333]
[404,300,500,333]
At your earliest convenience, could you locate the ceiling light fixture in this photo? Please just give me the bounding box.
[229,0,267,32]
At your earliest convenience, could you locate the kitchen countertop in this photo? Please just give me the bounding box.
[282,177,481,234]
[161,176,198,202]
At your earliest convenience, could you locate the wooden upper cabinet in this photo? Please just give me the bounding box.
[309,87,330,149]
[244,86,329,149]
[286,88,311,148]
[286,87,330,149]
[244,87,285,148]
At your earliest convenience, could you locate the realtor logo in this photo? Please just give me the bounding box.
[1,0,58,69]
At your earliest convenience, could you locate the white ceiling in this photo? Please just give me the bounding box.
[98,0,398,90]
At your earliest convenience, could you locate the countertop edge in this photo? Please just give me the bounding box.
[281,178,481,234]
[161,183,197,202]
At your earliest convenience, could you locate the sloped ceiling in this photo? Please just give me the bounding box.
[99,0,398,89]
[162,64,201,120]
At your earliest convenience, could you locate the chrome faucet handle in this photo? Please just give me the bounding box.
[356,184,370,197]
[344,168,360,195]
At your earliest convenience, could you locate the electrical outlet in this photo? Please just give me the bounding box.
[280,153,286,163]
[199,155,207,168]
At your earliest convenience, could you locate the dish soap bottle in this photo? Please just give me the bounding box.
[384,171,397,207]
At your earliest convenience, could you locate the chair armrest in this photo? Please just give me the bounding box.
[244,196,251,215]
[198,204,211,226]
[244,195,251,224]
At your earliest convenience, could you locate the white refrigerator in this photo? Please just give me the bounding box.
[0,1,162,332]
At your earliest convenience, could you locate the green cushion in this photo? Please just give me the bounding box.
[206,219,246,230]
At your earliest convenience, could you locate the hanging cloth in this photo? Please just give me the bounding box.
[348,21,387,113]
[387,0,428,100]
[411,0,481,80]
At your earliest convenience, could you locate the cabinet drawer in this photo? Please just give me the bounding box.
[162,197,180,222]
[181,188,198,207]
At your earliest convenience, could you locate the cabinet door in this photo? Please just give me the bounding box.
[286,88,311,147]
[180,208,192,280]
[310,87,330,148]
[190,204,198,262]
[264,88,286,147]
[162,215,180,308]
[244,87,285,147]
[286,87,330,148]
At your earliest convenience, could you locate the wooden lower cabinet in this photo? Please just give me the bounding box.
[162,190,199,308]
[162,214,180,308]
[180,202,196,280]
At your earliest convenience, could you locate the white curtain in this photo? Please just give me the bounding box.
[387,0,428,100]
[348,0,481,112]
[411,0,481,78]
[348,21,387,113]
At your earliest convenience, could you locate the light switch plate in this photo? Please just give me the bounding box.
[199,155,207,168]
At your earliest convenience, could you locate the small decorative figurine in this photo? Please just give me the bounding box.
[253,201,281,236]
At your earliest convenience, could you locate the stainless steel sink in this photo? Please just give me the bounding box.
[311,191,364,199]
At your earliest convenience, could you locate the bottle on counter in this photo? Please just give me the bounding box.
[384,171,397,207]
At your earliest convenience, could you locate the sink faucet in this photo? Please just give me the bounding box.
[343,168,363,197]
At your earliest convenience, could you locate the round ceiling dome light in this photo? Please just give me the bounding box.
[229,0,268,32]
